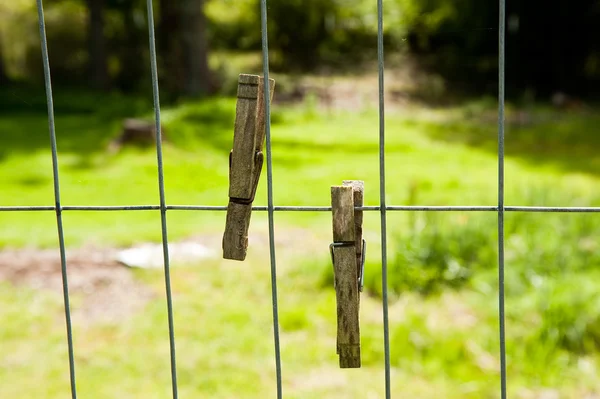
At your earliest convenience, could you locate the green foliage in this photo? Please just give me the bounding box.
[362,206,600,300]
[269,0,378,68]
[31,1,89,84]
[533,275,600,355]
[504,213,600,294]
[395,0,600,96]
[205,0,260,51]
[280,308,311,332]
[388,213,495,295]
[207,0,405,69]
[2,0,600,96]
[0,1,41,81]
[0,0,147,89]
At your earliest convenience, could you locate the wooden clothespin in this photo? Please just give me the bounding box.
[330,180,365,368]
[223,74,275,261]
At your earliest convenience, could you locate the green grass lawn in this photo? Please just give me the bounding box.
[1,86,599,398]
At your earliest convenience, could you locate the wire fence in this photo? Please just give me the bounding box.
[2,0,598,398]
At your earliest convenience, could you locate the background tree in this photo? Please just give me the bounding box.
[0,38,8,84]
[86,0,109,90]
[159,0,212,97]
[109,0,147,92]
[1,0,599,99]
[397,0,600,98]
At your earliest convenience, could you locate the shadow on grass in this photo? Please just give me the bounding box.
[171,99,237,152]
[0,86,241,165]
[0,86,153,161]
[422,106,600,176]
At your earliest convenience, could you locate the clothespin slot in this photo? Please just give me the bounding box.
[343,180,365,294]
[223,74,275,261]
[330,180,365,368]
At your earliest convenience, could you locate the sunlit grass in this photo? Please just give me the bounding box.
[1,89,599,397]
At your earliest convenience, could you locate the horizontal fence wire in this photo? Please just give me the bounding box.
[17,0,599,399]
[35,0,77,398]
[2,205,599,213]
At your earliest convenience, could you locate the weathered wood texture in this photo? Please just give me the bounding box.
[223,74,275,261]
[254,76,275,154]
[331,186,355,242]
[228,74,275,200]
[331,185,361,368]
[343,180,364,288]
[222,202,252,260]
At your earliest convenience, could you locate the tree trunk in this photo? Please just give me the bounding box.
[159,0,212,97]
[87,0,109,90]
[0,37,8,84]
[159,0,182,95]
[179,0,211,96]
[114,0,145,92]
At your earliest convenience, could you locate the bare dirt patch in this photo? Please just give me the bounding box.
[0,228,325,325]
[273,62,418,113]
[0,246,155,325]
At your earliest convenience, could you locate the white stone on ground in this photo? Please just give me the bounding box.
[115,242,215,269]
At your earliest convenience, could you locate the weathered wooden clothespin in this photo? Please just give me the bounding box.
[223,74,275,261]
[330,180,365,368]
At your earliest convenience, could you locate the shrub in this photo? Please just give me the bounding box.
[363,213,496,297]
[362,199,599,298]
[532,275,600,354]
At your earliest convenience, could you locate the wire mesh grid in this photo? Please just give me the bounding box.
[3,0,597,398]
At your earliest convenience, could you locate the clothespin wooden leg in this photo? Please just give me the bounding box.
[331,183,363,368]
[343,180,364,297]
[223,74,275,261]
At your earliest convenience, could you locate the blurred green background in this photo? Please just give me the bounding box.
[0,0,599,398]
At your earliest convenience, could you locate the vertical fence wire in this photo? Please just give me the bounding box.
[497,0,507,397]
[16,1,600,398]
[377,0,392,397]
[144,1,178,397]
[259,1,283,397]
[35,1,77,397]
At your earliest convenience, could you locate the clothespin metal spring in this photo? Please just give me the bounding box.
[329,239,366,292]
[227,149,264,205]
[330,181,364,368]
